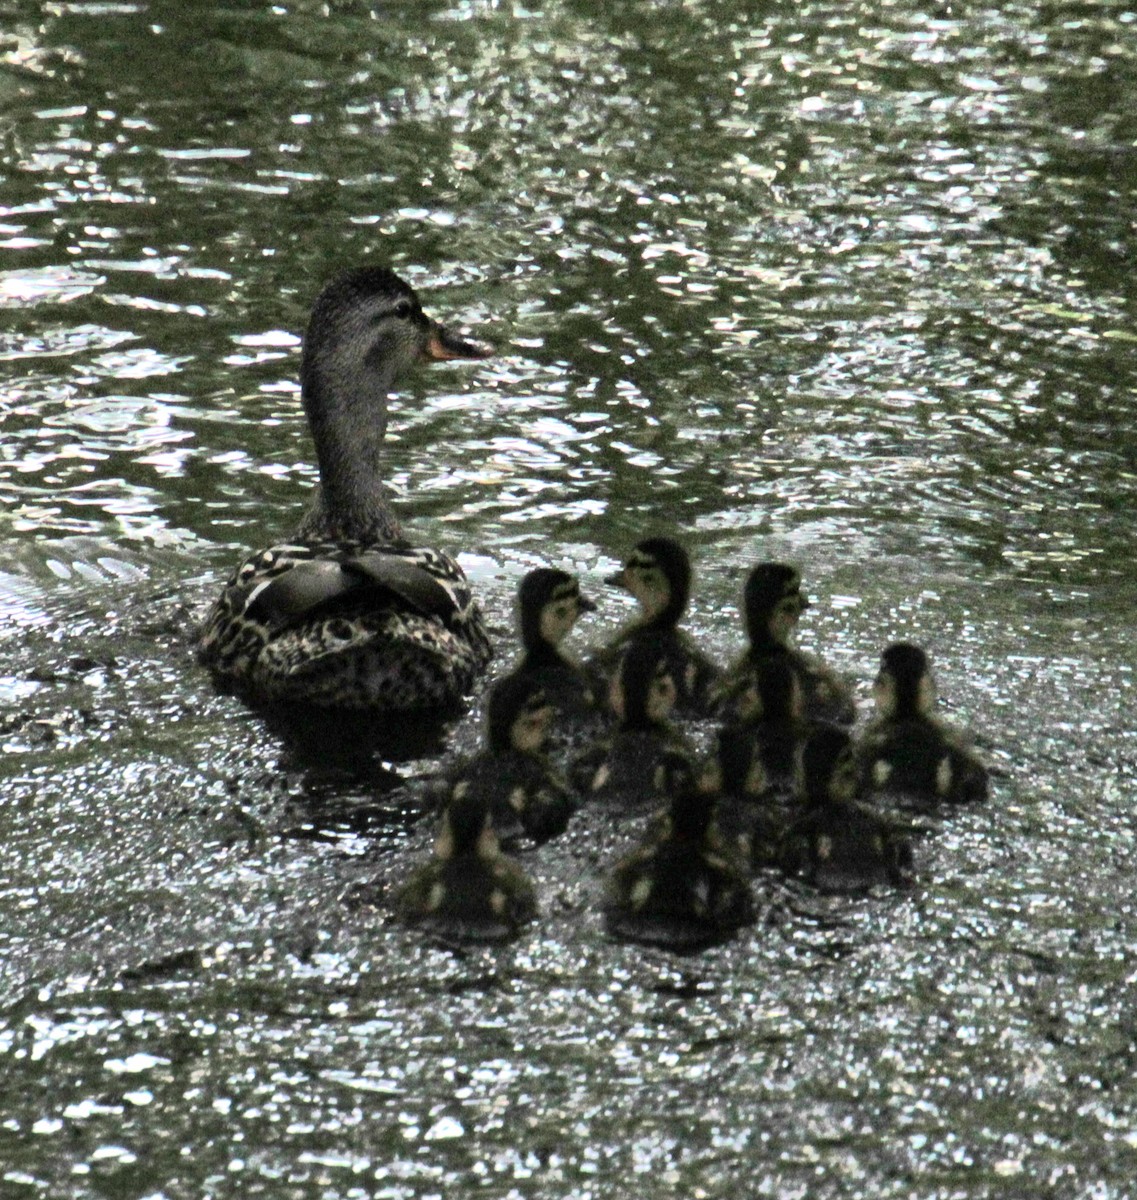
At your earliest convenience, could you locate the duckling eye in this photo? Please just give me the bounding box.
[392,300,414,321]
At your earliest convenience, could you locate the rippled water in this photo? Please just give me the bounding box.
[2,2,1136,1196]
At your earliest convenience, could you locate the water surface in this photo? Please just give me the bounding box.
[2,2,1136,1197]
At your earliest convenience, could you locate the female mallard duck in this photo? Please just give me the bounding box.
[602,764,755,951]
[780,725,915,892]
[393,789,537,943]
[571,634,699,810]
[857,642,988,806]
[436,674,577,844]
[716,562,855,725]
[196,266,493,711]
[587,537,721,718]
[505,567,601,735]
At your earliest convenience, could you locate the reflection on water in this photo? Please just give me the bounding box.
[2,1,1137,1196]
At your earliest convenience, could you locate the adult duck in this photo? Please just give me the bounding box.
[197,267,493,711]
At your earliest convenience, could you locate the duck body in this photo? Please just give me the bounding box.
[716,563,855,726]
[394,792,537,943]
[780,725,915,893]
[603,784,755,951]
[198,540,490,710]
[197,267,492,712]
[857,642,988,806]
[587,538,721,719]
[709,657,813,868]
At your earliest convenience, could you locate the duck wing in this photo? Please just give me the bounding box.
[240,547,462,635]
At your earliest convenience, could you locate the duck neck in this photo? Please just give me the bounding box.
[296,369,405,544]
[522,638,570,672]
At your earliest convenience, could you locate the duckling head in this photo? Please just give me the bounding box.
[486,675,553,755]
[436,789,498,859]
[874,642,935,720]
[800,724,858,807]
[743,563,809,650]
[609,636,678,728]
[517,567,597,653]
[299,267,489,534]
[607,537,691,629]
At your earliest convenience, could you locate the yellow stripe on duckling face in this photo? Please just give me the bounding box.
[630,877,653,909]
[936,756,953,796]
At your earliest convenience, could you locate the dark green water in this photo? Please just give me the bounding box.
[2,2,1136,1196]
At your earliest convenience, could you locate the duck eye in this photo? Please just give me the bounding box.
[392,300,414,320]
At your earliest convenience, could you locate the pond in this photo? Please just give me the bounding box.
[2,1,1136,1196]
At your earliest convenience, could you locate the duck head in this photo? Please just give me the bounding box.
[299,266,490,539]
[486,674,554,755]
[435,789,498,860]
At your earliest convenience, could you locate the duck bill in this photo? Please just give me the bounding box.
[422,320,492,362]
[604,567,629,589]
[577,594,598,613]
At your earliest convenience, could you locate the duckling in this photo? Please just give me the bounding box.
[197,267,493,712]
[714,654,810,803]
[571,635,698,810]
[436,674,576,845]
[780,725,915,893]
[393,790,537,943]
[587,537,721,718]
[602,765,755,951]
[857,642,988,806]
[717,562,855,725]
[506,567,601,733]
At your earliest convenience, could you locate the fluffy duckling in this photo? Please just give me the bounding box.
[780,725,915,893]
[393,790,537,943]
[857,642,988,806]
[437,675,576,844]
[587,537,722,717]
[602,760,755,951]
[571,635,698,810]
[506,567,601,734]
[715,654,810,801]
[717,563,855,726]
[197,267,492,712]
